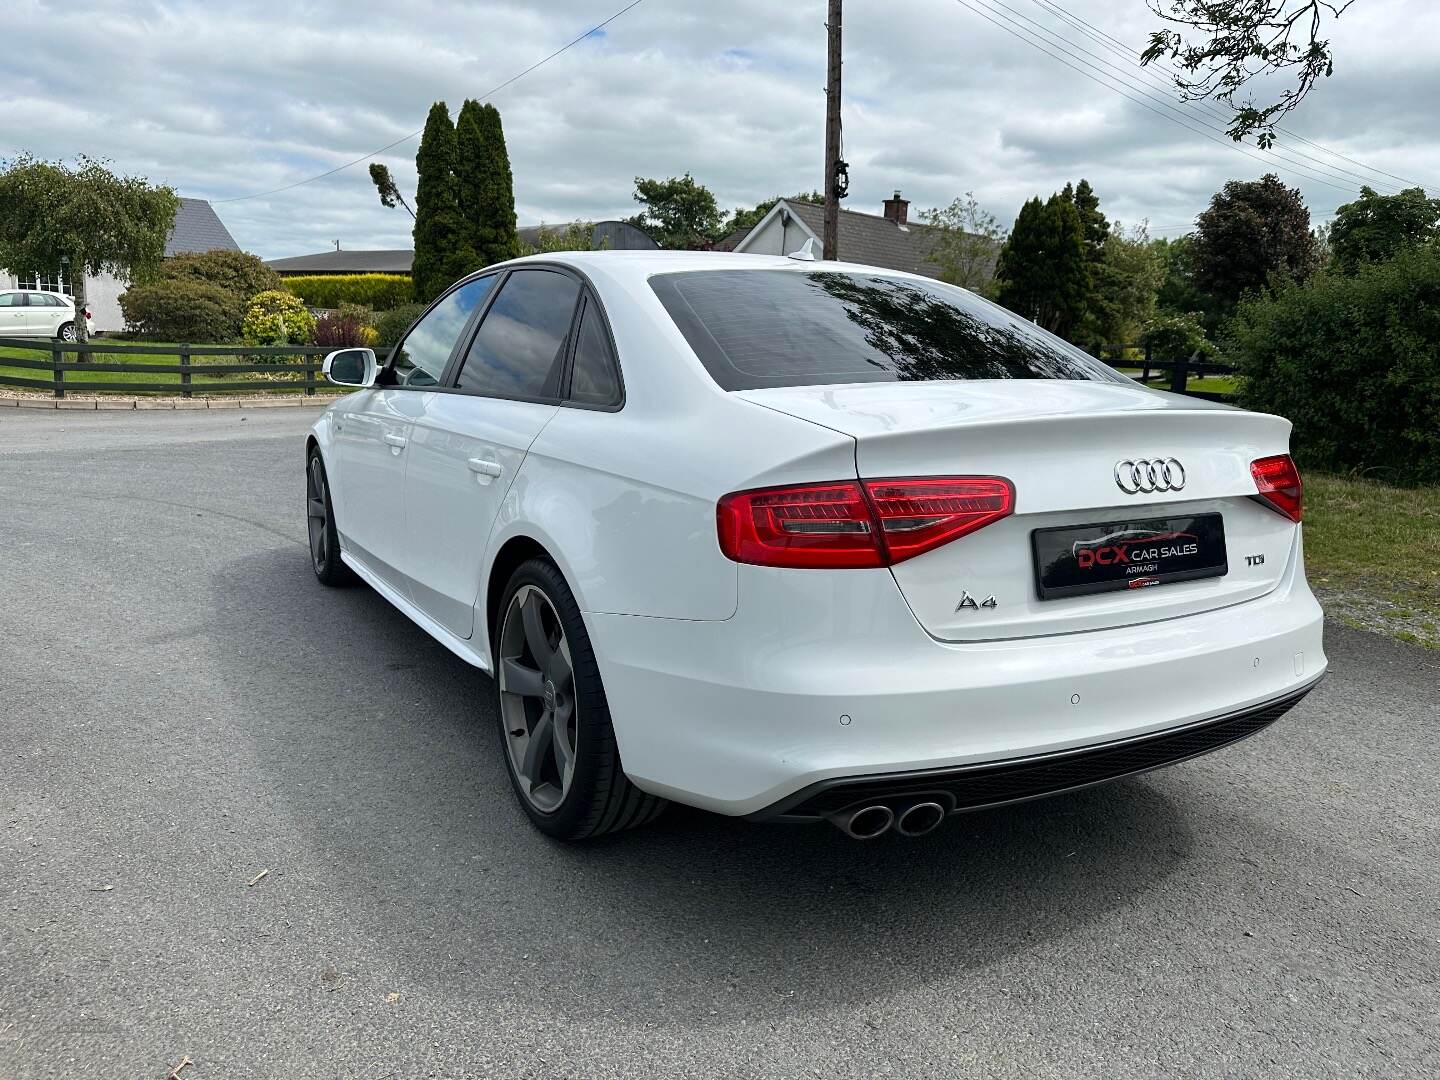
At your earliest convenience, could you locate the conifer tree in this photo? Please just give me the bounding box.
[411,101,478,302]
[995,193,1088,340]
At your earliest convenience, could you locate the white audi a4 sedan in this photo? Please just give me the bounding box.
[305,251,1325,841]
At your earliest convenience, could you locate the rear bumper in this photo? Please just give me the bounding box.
[750,675,1321,822]
[589,533,1326,818]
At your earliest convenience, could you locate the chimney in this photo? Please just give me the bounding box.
[882,190,909,225]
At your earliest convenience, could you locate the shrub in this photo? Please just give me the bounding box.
[313,311,372,349]
[159,249,281,299]
[119,279,245,342]
[1139,311,1208,361]
[242,289,316,346]
[1228,245,1440,485]
[374,303,426,348]
[282,274,413,311]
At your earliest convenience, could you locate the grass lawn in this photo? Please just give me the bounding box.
[1304,473,1440,649]
[0,339,320,394]
[1113,368,1239,396]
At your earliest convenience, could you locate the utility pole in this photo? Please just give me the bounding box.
[823,0,842,261]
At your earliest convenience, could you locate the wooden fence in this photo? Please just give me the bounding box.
[0,337,390,398]
[1088,343,1237,403]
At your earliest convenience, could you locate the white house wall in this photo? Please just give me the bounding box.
[84,272,126,332]
[735,206,817,257]
[0,268,127,332]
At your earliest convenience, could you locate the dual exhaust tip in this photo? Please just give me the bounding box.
[831,799,946,840]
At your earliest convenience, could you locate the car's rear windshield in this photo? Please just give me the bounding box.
[650,269,1122,391]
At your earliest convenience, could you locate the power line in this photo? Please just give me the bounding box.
[213,0,646,204]
[950,0,1369,196]
[971,0,1389,192]
[1030,0,1432,192]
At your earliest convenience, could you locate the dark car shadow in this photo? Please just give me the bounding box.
[209,547,1196,1022]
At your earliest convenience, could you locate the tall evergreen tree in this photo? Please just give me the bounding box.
[1068,179,1110,260]
[456,100,520,266]
[995,193,1088,340]
[411,101,477,302]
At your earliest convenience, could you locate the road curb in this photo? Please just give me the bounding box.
[1,395,341,410]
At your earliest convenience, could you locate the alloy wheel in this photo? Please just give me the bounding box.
[306,456,329,571]
[60,323,77,343]
[498,584,577,813]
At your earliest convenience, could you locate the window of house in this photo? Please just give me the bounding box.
[19,269,71,296]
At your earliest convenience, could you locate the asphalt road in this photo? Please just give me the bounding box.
[2,408,1437,1079]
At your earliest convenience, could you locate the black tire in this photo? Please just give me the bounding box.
[306,449,357,586]
[57,322,77,343]
[493,557,666,840]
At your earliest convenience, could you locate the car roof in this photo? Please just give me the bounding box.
[495,249,937,288]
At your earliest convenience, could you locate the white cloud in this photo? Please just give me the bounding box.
[3,0,1435,258]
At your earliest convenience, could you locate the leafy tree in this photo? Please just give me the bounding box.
[1152,234,1215,319]
[1228,243,1440,484]
[723,191,824,238]
[368,163,414,219]
[1141,0,1359,147]
[919,192,1007,296]
[628,174,724,249]
[1191,173,1317,310]
[1089,222,1166,344]
[995,193,1089,339]
[158,249,280,299]
[1328,186,1440,272]
[0,154,179,343]
[411,102,478,302]
[456,100,520,267]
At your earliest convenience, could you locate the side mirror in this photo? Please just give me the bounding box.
[323,348,378,388]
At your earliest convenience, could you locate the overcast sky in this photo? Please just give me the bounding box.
[5,0,1437,259]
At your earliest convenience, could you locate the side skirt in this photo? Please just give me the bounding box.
[339,547,491,674]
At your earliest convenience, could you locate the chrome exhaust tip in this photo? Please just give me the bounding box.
[895,801,946,838]
[830,804,895,840]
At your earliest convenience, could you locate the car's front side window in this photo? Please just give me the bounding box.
[454,269,581,400]
[0,293,19,308]
[390,275,496,387]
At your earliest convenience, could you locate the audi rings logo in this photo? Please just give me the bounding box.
[1114,458,1186,494]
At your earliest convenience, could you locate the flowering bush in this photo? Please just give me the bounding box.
[242,290,315,346]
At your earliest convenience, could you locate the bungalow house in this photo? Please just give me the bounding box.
[0,197,240,332]
[263,220,657,277]
[715,191,982,281]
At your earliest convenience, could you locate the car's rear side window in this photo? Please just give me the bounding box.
[650,269,1121,391]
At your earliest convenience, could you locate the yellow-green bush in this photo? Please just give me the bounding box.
[282,274,413,311]
[242,290,316,346]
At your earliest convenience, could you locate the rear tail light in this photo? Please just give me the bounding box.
[1250,454,1303,522]
[717,476,1014,568]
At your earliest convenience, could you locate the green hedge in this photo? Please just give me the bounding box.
[282,274,413,311]
[1229,244,1440,485]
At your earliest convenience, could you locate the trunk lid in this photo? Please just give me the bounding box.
[737,380,1300,642]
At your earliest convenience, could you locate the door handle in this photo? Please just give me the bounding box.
[467,457,504,478]
[383,433,408,448]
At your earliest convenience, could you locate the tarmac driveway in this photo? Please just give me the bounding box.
[2,408,1436,1078]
